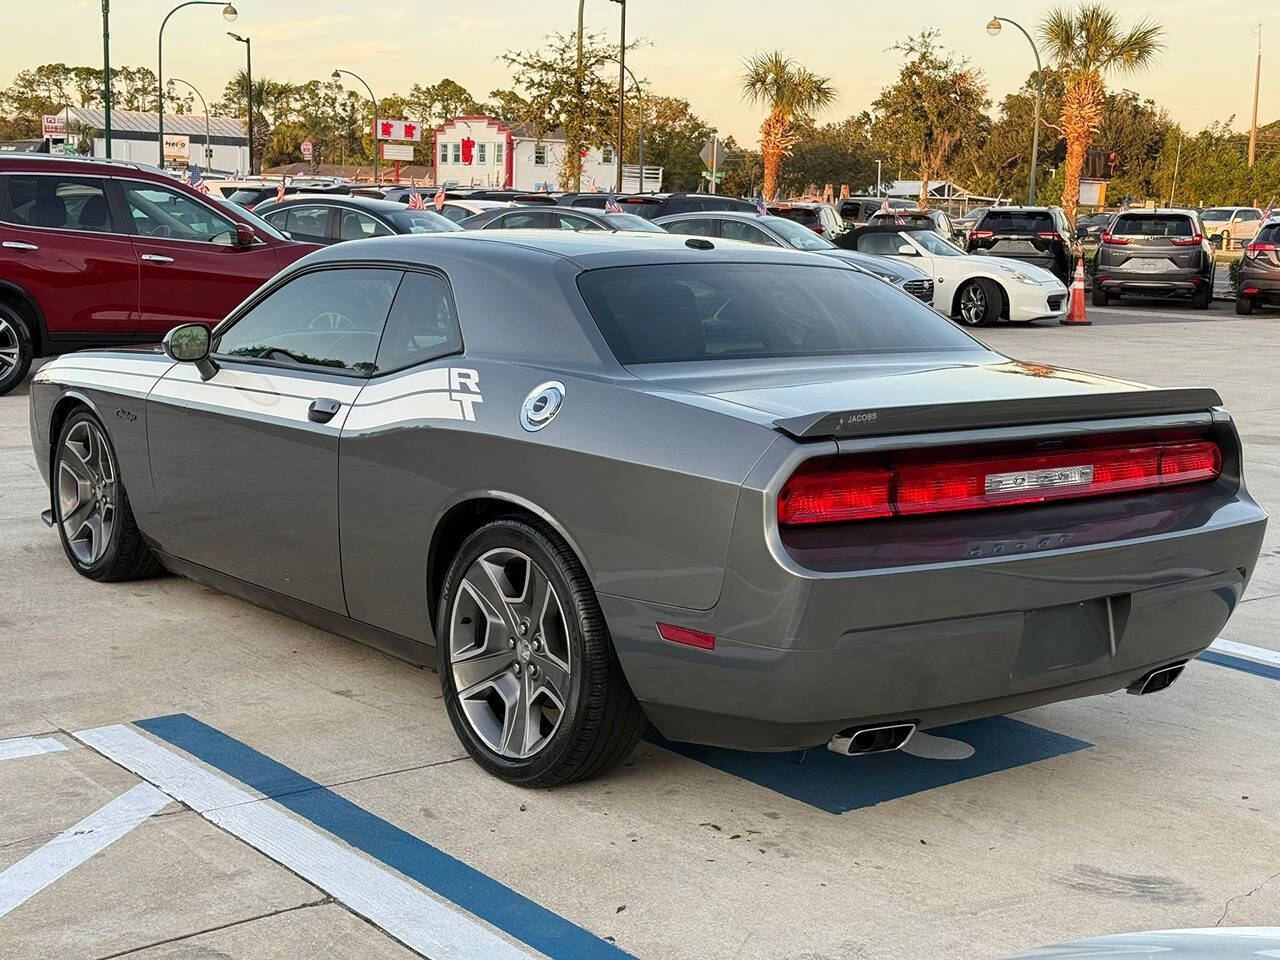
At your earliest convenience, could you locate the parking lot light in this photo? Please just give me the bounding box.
[986,15,1042,206]
[333,68,378,183]
[158,1,239,171]
[986,17,1001,36]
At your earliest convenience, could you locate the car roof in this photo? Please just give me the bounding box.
[655,211,775,222]
[980,205,1056,212]
[261,195,409,213]
[0,152,176,180]
[848,224,938,237]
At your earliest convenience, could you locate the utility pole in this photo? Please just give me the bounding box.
[610,0,625,192]
[876,159,882,197]
[102,0,112,157]
[1168,130,1182,208]
[575,0,585,192]
[1248,24,1262,168]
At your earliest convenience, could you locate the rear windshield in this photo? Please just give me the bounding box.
[1111,214,1193,237]
[603,212,667,233]
[227,188,274,205]
[387,210,462,233]
[978,210,1053,232]
[771,207,819,226]
[617,198,663,218]
[1255,223,1279,244]
[576,263,978,364]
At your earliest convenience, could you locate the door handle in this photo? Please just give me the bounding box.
[308,398,341,424]
[140,254,175,263]
[2,240,38,251]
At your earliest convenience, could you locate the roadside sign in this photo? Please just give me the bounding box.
[42,115,66,138]
[699,137,725,171]
[381,143,414,161]
[57,143,77,155]
[301,138,313,160]
[374,120,422,142]
[162,134,190,162]
[700,170,725,183]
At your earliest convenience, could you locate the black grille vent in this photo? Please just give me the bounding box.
[903,279,934,302]
[1048,294,1065,310]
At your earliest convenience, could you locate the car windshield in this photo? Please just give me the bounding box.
[765,216,835,250]
[1200,209,1231,222]
[227,188,271,205]
[387,210,462,234]
[603,212,667,233]
[1112,214,1194,237]
[911,230,964,255]
[576,263,978,364]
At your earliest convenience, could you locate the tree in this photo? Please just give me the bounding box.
[621,94,714,192]
[1039,3,1163,224]
[871,32,988,205]
[486,88,530,125]
[740,51,835,201]
[215,71,296,171]
[782,114,877,196]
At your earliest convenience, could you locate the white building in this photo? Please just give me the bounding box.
[58,106,250,174]
[433,115,620,192]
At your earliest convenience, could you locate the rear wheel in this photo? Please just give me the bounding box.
[0,303,34,397]
[438,518,646,786]
[1191,287,1211,310]
[53,410,161,581]
[956,278,1001,326]
[1236,295,1254,315]
[1092,286,1110,307]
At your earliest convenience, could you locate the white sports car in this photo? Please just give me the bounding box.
[842,225,1070,326]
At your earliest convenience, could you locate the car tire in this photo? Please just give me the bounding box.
[1092,286,1110,307]
[956,278,1001,326]
[0,303,34,397]
[1236,296,1254,315]
[53,409,163,582]
[438,517,647,787]
[1192,288,1211,310]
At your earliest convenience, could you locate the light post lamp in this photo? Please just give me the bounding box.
[227,33,253,174]
[170,78,211,168]
[333,68,378,182]
[606,56,643,192]
[158,1,237,169]
[987,15,1042,205]
[607,0,626,192]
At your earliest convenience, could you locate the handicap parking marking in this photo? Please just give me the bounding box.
[0,781,169,920]
[650,716,1091,815]
[123,714,636,960]
[0,736,68,763]
[1202,638,1280,682]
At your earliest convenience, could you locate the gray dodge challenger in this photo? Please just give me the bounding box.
[28,231,1267,786]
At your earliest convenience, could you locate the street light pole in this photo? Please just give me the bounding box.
[171,78,210,168]
[333,69,377,182]
[227,34,253,174]
[158,2,237,169]
[987,16,1042,205]
[102,0,112,157]
[575,0,585,192]
[608,0,626,192]
[607,56,642,191]
[876,159,882,197]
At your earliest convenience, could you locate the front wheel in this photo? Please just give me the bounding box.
[0,303,34,396]
[1092,286,1110,307]
[438,518,646,786]
[956,278,1001,326]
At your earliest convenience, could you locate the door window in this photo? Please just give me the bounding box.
[0,175,115,232]
[374,271,463,373]
[280,206,330,243]
[214,268,402,377]
[339,210,395,241]
[856,232,909,256]
[557,214,605,231]
[123,183,239,243]
[490,210,554,229]
[664,218,715,237]
[720,220,778,245]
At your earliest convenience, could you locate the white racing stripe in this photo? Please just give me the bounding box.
[0,736,68,763]
[75,724,534,960]
[1210,637,1280,667]
[0,782,169,919]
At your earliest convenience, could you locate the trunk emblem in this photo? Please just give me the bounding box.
[985,464,1093,494]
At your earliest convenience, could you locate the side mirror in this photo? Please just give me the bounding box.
[897,243,918,256]
[234,223,255,247]
[162,323,219,381]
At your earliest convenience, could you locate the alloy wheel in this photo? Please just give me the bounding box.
[960,284,986,324]
[0,315,19,375]
[449,548,572,760]
[57,420,117,566]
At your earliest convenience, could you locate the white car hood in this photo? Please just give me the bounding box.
[965,254,1063,285]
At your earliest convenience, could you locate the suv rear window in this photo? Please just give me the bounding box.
[771,207,819,226]
[978,210,1054,233]
[1254,223,1279,244]
[1111,214,1193,237]
[576,263,978,364]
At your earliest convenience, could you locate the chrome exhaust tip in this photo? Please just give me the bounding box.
[1126,660,1187,696]
[828,721,918,756]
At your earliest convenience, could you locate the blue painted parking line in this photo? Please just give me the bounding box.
[136,714,634,960]
[651,716,1091,815]
[1199,650,1280,682]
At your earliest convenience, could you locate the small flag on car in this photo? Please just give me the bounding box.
[604,190,623,214]
[433,185,446,211]
[880,199,890,212]
[755,193,767,216]
[408,188,427,211]
[186,165,210,194]
[276,182,285,203]
[1264,198,1275,221]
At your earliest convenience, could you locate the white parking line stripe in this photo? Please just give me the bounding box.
[0,736,68,763]
[75,724,535,960]
[1210,638,1280,667]
[0,782,168,920]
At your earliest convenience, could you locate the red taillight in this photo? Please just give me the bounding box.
[1246,241,1278,254]
[970,229,994,238]
[778,440,1221,526]
[656,623,716,650]
[1170,234,1202,246]
[1101,232,1129,245]
[812,225,824,234]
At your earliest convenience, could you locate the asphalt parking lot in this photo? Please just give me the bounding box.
[2,298,1279,960]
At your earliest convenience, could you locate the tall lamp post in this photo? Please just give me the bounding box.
[157,1,237,169]
[333,68,377,183]
[987,16,1042,205]
[606,56,642,192]
[102,0,112,157]
[227,33,253,174]
[607,0,626,192]
[170,78,211,168]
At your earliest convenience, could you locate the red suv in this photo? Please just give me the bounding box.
[0,155,319,395]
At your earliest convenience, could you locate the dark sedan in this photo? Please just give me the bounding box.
[459,205,666,233]
[252,195,460,245]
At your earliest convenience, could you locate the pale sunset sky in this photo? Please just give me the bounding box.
[2,0,1272,142]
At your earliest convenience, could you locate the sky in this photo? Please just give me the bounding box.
[3,0,1273,145]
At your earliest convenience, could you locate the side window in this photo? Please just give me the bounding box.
[374,271,463,373]
[490,210,553,229]
[436,205,470,224]
[214,268,402,377]
[558,214,604,231]
[339,210,395,242]
[1,175,114,233]
[720,220,777,245]
[284,206,330,244]
[664,219,715,237]
[857,232,907,256]
[666,197,702,214]
[1240,210,1261,223]
[123,183,237,243]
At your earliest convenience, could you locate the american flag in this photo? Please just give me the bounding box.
[755,193,767,216]
[408,188,427,211]
[604,190,623,214]
[1264,198,1275,220]
[186,165,210,195]
[276,182,286,203]
[880,199,890,212]
[433,185,446,211]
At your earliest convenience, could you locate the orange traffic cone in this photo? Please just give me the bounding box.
[1060,259,1090,325]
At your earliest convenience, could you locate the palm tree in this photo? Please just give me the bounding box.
[741,52,835,201]
[1039,3,1162,225]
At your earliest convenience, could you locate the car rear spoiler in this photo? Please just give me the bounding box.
[773,387,1224,440]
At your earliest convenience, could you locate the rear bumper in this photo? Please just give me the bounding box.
[1097,271,1208,296]
[1238,272,1280,302]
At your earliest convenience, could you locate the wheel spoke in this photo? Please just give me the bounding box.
[532,654,570,709]
[453,646,518,698]
[0,349,15,371]
[525,563,553,634]
[499,674,534,757]
[470,558,522,635]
